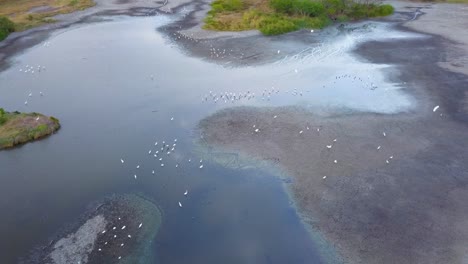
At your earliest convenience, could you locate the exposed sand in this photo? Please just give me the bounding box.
[28,194,162,264]
[49,215,107,264]
[388,1,468,75]
[2,0,468,263]
[198,2,468,263]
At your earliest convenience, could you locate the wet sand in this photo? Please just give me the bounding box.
[1,0,467,263]
[198,3,468,264]
[26,194,162,264]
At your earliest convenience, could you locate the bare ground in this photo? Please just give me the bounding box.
[198,2,468,263]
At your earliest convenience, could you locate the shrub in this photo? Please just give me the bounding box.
[322,0,346,17]
[292,0,325,16]
[0,16,15,41]
[270,0,295,13]
[209,0,245,14]
[377,4,394,16]
[271,0,325,17]
[259,15,299,35]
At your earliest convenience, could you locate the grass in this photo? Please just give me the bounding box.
[0,0,95,38]
[443,0,468,2]
[0,108,60,149]
[204,0,395,35]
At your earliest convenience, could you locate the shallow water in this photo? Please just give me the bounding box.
[0,14,422,263]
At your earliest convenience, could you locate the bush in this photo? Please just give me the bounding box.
[0,16,15,41]
[271,0,325,17]
[292,0,325,16]
[209,0,245,14]
[322,0,346,17]
[270,0,295,13]
[377,4,394,16]
[0,108,7,126]
[259,16,299,35]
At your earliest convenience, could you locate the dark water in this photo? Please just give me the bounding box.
[0,15,421,263]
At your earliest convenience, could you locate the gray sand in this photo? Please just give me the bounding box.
[198,2,468,263]
[49,215,107,264]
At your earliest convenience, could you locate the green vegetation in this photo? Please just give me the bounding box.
[204,0,394,35]
[0,0,95,39]
[0,108,60,149]
[0,16,15,41]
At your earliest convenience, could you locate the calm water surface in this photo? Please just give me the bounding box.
[0,15,421,263]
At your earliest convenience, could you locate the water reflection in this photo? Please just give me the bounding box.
[0,15,422,263]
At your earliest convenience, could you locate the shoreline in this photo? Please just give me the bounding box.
[1,0,467,263]
[24,194,163,264]
[198,3,468,263]
[0,111,61,150]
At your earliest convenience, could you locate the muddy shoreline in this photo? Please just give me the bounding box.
[1,0,467,263]
[23,194,162,264]
[198,5,468,264]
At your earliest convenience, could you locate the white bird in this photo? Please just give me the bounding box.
[114,235,117,238]
[178,202,183,207]
[28,93,32,97]
[317,128,320,132]
[334,160,338,164]
[120,243,124,247]
[170,117,174,121]
[326,145,332,149]
[377,146,381,150]
[149,150,152,154]
[152,170,155,174]
[386,160,389,164]
[161,163,164,167]
[98,248,102,251]
[333,139,337,142]
[136,165,140,169]
[199,164,204,169]
[139,223,143,228]
[255,128,259,133]
[134,175,137,179]
[118,256,121,260]
[128,235,132,238]
[274,115,277,118]
[311,29,314,33]
[102,230,106,234]
[121,159,124,163]
[24,101,28,105]
[323,175,327,179]
[113,227,116,230]
[277,50,280,54]
[383,132,386,137]
[184,190,188,196]
[433,105,440,112]
[299,130,303,134]
[121,226,126,230]
[35,117,40,121]
[155,142,158,146]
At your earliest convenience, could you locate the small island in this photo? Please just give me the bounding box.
[0,108,60,149]
[204,0,394,35]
